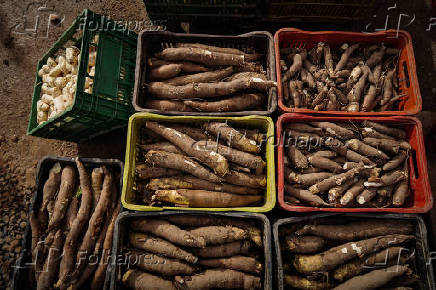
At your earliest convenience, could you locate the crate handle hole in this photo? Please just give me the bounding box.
[411,149,419,179]
[402,62,410,88]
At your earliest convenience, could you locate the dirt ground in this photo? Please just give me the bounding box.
[0,0,147,170]
[0,0,436,288]
[0,0,146,287]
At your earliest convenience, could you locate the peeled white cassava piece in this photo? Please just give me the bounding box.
[36,39,97,124]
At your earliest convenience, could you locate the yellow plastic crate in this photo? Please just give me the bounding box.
[122,113,276,212]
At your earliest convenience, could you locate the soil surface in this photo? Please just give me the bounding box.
[0,0,436,288]
[0,1,146,288]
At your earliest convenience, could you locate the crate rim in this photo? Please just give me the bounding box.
[132,30,277,116]
[121,112,276,213]
[272,213,436,290]
[274,28,422,116]
[276,113,433,213]
[109,210,273,290]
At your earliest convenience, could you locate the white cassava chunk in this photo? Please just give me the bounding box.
[92,34,99,44]
[47,57,56,67]
[37,110,48,124]
[38,65,50,77]
[62,94,74,108]
[88,51,97,66]
[54,77,67,88]
[48,110,57,119]
[43,75,56,86]
[37,100,50,112]
[53,96,65,112]
[49,56,66,77]
[41,94,54,104]
[89,66,95,77]
[66,47,80,64]
[85,77,93,89]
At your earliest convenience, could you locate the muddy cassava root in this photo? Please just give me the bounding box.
[293,234,413,273]
[280,42,402,112]
[283,121,411,208]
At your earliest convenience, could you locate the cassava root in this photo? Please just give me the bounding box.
[142,43,273,113]
[280,42,402,112]
[137,121,268,208]
[283,121,411,208]
[122,214,265,289]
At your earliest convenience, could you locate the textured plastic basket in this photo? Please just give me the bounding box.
[144,0,261,28]
[264,0,380,22]
[27,9,137,143]
[274,28,421,116]
[108,211,272,290]
[122,112,276,212]
[273,213,435,290]
[277,113,432,213]
[133,30,277,116]
[11,156,124,290]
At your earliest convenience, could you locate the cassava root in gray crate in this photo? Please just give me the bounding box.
[279,218,420,290]
[121,215,264,289]
[30,159,120,290]
[144,43,276,112]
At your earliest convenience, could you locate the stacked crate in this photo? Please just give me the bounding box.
[18,6,435,289]
[273,28,434,290]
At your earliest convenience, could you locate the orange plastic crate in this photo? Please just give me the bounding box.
[274,28,422,115]
[277,114,432,213]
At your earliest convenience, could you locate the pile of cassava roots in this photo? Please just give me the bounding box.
[280,218,422,289]
[121,215,264,289]
[135,121,267,207]
[29,159,121,289]
[36,35,98,124]
[144,43,276,112]
[279,42,404,112]
[283,121,411,208]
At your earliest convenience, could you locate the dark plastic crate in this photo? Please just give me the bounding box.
[264,0,381,22]
[273,213,435,290]
[27,9,137,143]
[145,0,262,28]
[11,156,124,290]
[108,211,272,289]
[133,30,277,116]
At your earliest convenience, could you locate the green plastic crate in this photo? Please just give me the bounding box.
[27,9,137,142]
[122,113,276,213]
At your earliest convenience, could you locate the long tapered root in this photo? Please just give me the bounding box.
[293,234,413,273]
[131,219,206,248]
[197,256,262,274]
[122,269,177,290]
[153,189,263,208]
[129,232,198,264]
[145,150,223,183]
[176,269,261,289]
